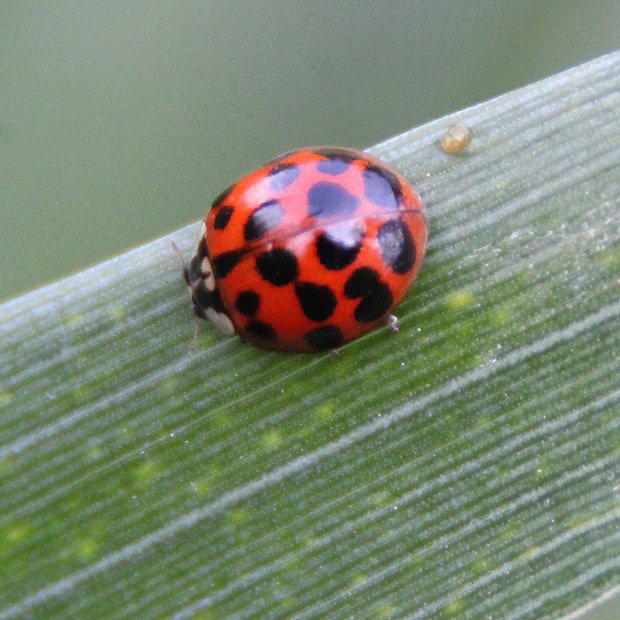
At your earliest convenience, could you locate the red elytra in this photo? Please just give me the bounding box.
[185,147,427,352]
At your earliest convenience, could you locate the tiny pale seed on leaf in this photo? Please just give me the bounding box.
[441,122,473,154]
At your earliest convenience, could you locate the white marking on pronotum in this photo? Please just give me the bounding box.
[200,256,215,292]
[205,308,235,336]
[200,221,206,237]
[2,300,618,619]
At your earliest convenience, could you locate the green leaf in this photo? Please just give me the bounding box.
[1,51,619,619]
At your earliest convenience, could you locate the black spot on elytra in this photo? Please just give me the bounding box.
[363,164,403,208]
[211,185,234,209]
[344,267,380,298]
[294,282,337,321]
[316,158,351,175]
[345,267,394,323]
[269,163,300,191]
[235,290,260,316]
[244,200,285,240]
[353,283,393,322]
[308,182,360,218]
[377,219,415,274]
[316,225,363,270]
[245,321,277,341]
[304,325,343,350]
[214,206,234,230]
[256,248,299,286]
[212,250,244,279]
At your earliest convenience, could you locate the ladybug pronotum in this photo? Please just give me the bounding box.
[184,147,427,352]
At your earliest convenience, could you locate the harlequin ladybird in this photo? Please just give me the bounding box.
[184,147,426,352]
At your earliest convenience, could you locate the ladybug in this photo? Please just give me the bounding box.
[184,147,426,352]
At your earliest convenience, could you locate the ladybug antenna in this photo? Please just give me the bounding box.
[170,240,190,285]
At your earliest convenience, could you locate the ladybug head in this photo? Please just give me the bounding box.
[185,240,235,337]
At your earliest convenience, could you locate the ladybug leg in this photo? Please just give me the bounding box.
[329,347,341,357]
[386,314,400,333]
[188,316,202,352]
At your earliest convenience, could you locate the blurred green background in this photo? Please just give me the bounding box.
[1,0,619,303]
